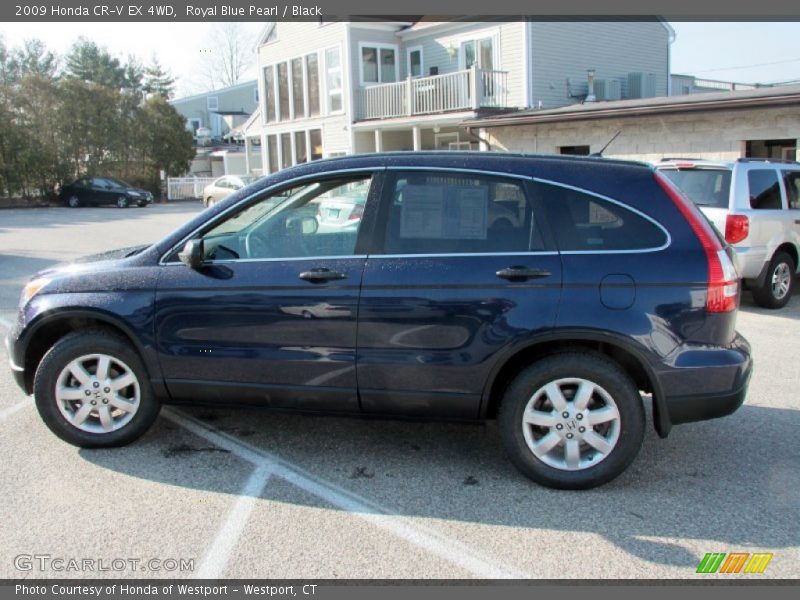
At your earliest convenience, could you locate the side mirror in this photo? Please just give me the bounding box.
[178,239,205,269]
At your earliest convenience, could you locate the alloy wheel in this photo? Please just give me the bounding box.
[521,377,621,471]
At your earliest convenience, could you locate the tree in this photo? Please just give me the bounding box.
[64,38,126,88]
[143,56,175,99]
[201,23,256,89]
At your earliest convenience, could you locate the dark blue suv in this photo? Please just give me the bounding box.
[6,153,752,489]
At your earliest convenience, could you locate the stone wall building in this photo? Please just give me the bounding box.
[466,85,800,164]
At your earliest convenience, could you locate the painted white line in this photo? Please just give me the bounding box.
[165,408,529,579]
[194,465,272,579]
[0,400,30,421]
[0,315,12,329]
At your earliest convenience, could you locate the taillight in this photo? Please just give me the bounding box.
[348,203,365,221]
[655,172,739,313]
[725,214,749,244]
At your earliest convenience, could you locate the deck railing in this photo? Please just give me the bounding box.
[355,66,508,121]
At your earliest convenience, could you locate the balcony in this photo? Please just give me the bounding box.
[355,67,509,121]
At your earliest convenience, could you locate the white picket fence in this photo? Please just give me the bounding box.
[167,177,216,200]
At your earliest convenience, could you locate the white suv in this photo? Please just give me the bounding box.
[657,158,800,308]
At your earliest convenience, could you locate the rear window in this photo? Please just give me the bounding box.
[659,168,731,209]
[534,182,667,252]
[748,169,782,210]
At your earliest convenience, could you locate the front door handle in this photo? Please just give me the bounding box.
[496,266,552,281]
[299,268,348,282]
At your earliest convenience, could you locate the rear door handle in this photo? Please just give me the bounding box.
[299,268,348,282]
[496,266,552,281]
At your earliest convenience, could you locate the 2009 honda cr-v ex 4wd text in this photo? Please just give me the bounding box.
[6,153,753,489]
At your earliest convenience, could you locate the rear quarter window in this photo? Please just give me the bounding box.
[534,182,668,252]
[783,171,800,209]
[748,169,783,210]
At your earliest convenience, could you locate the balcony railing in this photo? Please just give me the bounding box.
[355,66,509,121]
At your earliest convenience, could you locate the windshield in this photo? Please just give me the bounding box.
[659,168,731,209]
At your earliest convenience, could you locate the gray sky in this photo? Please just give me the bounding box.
[2,21,799,96]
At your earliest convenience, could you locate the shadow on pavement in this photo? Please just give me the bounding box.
[79,401,800,570]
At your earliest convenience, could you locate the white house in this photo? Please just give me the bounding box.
[243,19,674,175]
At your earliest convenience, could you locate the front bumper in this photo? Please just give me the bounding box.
[654,333,752,436]
[5,328,27,393]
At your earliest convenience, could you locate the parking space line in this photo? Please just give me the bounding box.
[165,408,529,579]
[194,465,273,579]
[0,400,30,421]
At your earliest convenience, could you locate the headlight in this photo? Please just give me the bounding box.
[19,278,50,307]
[127,191,141,197]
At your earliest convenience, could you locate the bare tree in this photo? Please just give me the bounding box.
[201,23,256,90]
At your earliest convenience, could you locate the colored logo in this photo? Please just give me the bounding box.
[696,552,773,574]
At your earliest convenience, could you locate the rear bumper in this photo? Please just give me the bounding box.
[655,333,752,435]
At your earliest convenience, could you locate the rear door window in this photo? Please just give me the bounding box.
[534,182,668,252]
[748,169,783,210]
[659,168,731,208]
[378,171,545,255]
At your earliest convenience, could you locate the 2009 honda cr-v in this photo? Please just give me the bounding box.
[6,152,753,489]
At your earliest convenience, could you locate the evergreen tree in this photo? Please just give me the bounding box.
[143,56,175,99]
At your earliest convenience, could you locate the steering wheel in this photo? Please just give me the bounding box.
[245,231,271,258]
[245,229,312,259]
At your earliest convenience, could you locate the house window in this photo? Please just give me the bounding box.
[306,53,320,117]
[207,96,219,111]
[266,134,278,173]
[325,46,343,113]
[407,47,423,78]
[559,145,591,156]
[460,37,494,71]
[309,129,323,160]
[280,132,292,169]
[277,62,289,121]
[264,66,276,122]
[295,131,308,164]
[291,57,305,119]
[360,43,398,85]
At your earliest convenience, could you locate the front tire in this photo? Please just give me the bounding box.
[752,251,795,309]
[33,330,160,448]
[498,352,645,490]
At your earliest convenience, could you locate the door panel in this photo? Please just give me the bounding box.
[357,254,561,418]
[155,258,364,411]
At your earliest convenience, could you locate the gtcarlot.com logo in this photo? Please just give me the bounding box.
[14,554,194,573]
[696,552,773,574]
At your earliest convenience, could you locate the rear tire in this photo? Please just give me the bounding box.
[67,195,80,208]
[33,330,160,448]
[752,251,795,309]
[498,352,645,490]
[116,196,129,209]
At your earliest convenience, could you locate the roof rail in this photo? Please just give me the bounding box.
[659,157,705,162]
[736,157,799,165]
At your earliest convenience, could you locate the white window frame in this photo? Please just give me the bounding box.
[207,96,219,111]
[358,42,400,86]
[457,34,499,71]
[406,46,424,78]
[324,45,344,115]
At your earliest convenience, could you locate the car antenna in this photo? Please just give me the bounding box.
[591,130,621,157]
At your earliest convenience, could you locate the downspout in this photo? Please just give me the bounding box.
[463,125,498,152]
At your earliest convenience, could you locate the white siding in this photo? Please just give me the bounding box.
[402,22,526,107]
[529,21,669,109]
[256,23,353,164]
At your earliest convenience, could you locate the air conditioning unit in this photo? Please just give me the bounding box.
[595,78,622,101]
[627,72,657,99]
